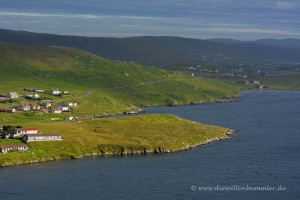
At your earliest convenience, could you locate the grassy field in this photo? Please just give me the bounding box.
[0,114,232,167]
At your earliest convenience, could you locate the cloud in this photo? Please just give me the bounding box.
[275,1,298,10]
[0,11,166,20]
[0,1,300,40]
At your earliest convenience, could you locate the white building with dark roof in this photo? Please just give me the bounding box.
[22,133,62,142]
[50,89,61,95]
[0,143,28,153]
[10,128,38,138]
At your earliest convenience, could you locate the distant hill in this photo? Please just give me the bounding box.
[206,38,244,44]
[254,38,300,49]
[208,38,300,49]
[1,28,300,66]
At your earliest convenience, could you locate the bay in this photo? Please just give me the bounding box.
[0,90,299,200]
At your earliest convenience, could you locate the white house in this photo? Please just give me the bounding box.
[251,80,260,84]
[0,143,28,153]
[7,92,19,99]
[64,116,74,121]
[25,93,40,99]
[22,133,62,142]
[10,127,39,137]
[63,102,78,107]
[19,104,31,111]
[50,108,62,114]
[50,89,61,95]
[58,105,69,111]
[24,88,43,92]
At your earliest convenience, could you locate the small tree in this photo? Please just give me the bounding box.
[3,125,14,133]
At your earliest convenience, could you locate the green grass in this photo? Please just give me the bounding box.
[0,42,237,166]
[0,114,231,166]
[0,41,239,119]
[0,138,23,145]
[258,75,300,90]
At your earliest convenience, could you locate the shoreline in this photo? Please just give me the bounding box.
[0,95,241,168]
[0,130,236,168]
[93,95,240,119]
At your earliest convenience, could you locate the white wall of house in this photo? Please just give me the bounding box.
[26,135,62,142]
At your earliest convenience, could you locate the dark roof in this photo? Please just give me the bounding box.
[0,143,27,149]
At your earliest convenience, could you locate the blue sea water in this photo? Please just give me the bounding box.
[0,90,299,200]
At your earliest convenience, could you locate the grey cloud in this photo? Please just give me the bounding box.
[275,1,298,10]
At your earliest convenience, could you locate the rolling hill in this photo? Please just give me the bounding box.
[1,28,300,66]
[0,41,238,167]
[0,41,238,118]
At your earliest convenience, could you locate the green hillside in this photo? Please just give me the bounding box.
[1,29,300,66]
[0,41,238,119]
[0,42,239,166]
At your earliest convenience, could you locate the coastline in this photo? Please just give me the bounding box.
[85,95,240,119]
[0,95,241,168]
[0,130,236,168]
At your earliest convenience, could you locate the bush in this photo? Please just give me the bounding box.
[164,99,177,106]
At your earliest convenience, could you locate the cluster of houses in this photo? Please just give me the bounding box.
[0,127,62,153]
[24,88,69,96]
[0,89,78,114]
[240,80,260,84]
[0,88,70,102]
[0,101,77,114]
[186,65,219,73]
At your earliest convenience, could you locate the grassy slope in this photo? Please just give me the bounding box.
[0,42,239,117]
[0,114,231,166]
[258,75,300,90]
[0,42,238,166]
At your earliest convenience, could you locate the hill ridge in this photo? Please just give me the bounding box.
[1,28,300,66]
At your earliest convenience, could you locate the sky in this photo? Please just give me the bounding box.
[0,0,299,40]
